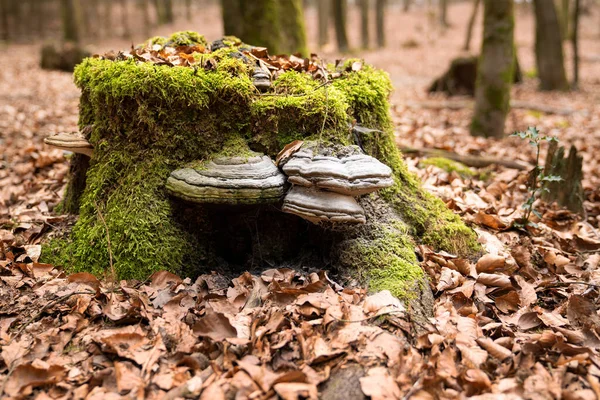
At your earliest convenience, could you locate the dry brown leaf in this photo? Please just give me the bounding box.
[476,254,506,273]
[359,367,401,400]
[477,273,512,288]
[4,362,66,397]
[273,382,318,400]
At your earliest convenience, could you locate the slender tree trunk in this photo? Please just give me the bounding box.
[121,0,131,39]
[376,0,386,47]
[333,0,349,52]
[221,0,307,55]
[139,0,152,38]
[61,0,80,42]
[471,0,515,138]
[560,0,570,40]
[318,0,330,48]
[360,0,369,49]
[0,0,10,41]
[164,0,174,23]
[463,0,481,51]
[154,0,166,24]
[533,0,569,90]
[185,0,192,20]
[439,0,449,27]
[104,0,113,37]
[572,0,580,88]
[403,0,411,12]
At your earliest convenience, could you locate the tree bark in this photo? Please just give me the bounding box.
[121,0,131,39]
[360,0,369,49]
[533,0,569,90]
[376,0,386,48]
[439,0,449,27]
[164,0,174,23]
[560,0,570,40]
[470,0,515,138]
[0,0,10,41]
[333,0,349,52]
[221,0,307,55]
[104,0,113,36]
[318,0,330,48]
[185,0,192,20]
[61,0,80,43]
[572,0,580,88]
[463,0,481,51]
[138,0,152,38]
[403,0,411,12]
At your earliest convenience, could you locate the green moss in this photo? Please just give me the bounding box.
[147,31,208,48]
[45,33,479,291]
[338,220,424,299]
[420,157,475,178]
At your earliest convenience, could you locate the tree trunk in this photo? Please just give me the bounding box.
[403,0,411,12]
[533,0,569,90]
[138,0,152,37]
[439,0,449,27]
[572,0,580,88]
[185,0,192,20]
[164,0,174,23]
[221,0,307,55]
[318,0,329,48]
[0,0,10,41]
[376,0,385,48]
[463,0,481,51]
[104,0,113,37]
[278,0,308,55]
[360,0,369,49]
[333,0,349,52]
[470,0,514,138]
[560,0,570,40]
[61,0,80,43]
[120,0,131,39]
[154,0,167,24]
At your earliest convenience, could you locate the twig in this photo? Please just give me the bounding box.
[93,200,115,281]
[0,361,17,398]
[9,290,95,344]
[401,146,529,170]
[162,376,203,400]
[402,377,423,400]
[539,281,600,290]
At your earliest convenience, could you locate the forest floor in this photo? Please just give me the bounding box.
[1,2,600,399]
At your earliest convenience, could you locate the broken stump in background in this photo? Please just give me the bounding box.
[542,141,584,215]
[40,42,91,72]
[428,55,522,96]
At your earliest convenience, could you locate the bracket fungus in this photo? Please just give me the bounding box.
[166,155,286,204]
[282,186,366,224]
[43,132,93,157]
[281,144,394,196]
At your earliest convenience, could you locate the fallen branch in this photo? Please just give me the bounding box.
[403,100,577,115]
[400,147,529,170]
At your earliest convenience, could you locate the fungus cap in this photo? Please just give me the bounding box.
[166,155,286,204]
[281,186,366,225]
[282,146,394,196]
[43,132,93,157]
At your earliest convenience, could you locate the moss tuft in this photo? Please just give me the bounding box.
[420,157,475,177]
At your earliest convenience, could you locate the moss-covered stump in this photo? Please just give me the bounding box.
[43,31,479,299]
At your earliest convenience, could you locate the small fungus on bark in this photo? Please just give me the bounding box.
[43,132,93,157]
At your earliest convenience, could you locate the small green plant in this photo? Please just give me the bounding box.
[511,127,562,228]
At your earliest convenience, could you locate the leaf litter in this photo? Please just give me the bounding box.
[2,8,600,398]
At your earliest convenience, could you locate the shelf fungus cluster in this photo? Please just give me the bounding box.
[280,143,394,226]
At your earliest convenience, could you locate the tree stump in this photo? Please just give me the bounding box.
[40,42,91,72]
[429,55,522,96]
[42,32,479,300]
[542,141,584,214]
